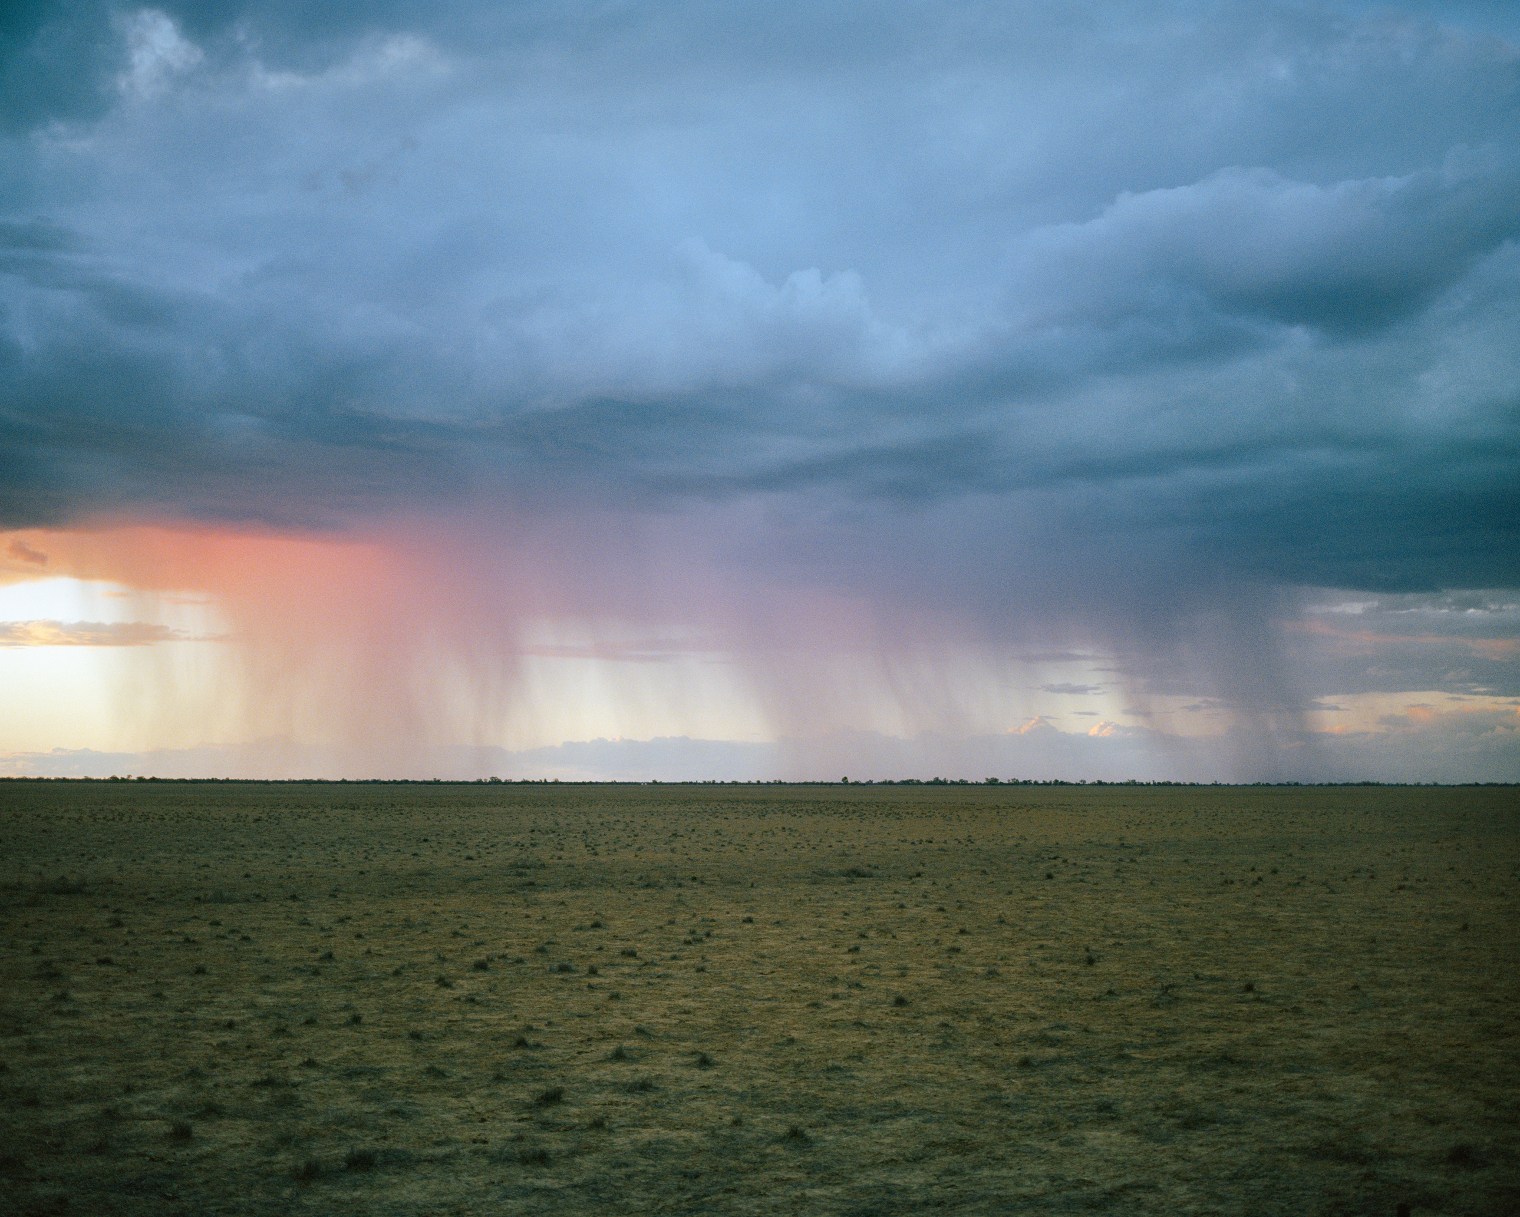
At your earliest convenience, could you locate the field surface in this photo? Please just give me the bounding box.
[2,780,1517,1216]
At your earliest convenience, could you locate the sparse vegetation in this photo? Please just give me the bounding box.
[0,780,1514,1215]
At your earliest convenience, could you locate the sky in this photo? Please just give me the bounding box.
[2,0,1518,782]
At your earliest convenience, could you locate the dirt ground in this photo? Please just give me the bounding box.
[1,780,1516,1216]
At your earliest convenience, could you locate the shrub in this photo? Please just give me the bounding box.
[344,1148,378,1172]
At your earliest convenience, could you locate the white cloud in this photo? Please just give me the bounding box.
[116,10,202,99]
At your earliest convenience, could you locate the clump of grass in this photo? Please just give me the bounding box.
[693,1051,715,1069]
[608,1044,632,1061]
[293,1158,323,1182]
[533,1086,565,1106]
[168,1119,193,1141]
[892,994,910,1008]
[343,1148,378,1172]
[781,1125,811,1145]
[519,1146,551,1166]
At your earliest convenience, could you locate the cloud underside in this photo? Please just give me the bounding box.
[2,5,1516,572]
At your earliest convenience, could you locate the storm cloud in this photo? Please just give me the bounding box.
[2,1,1517,777]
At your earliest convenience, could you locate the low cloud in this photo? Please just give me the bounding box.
[6,707,1516,783]
[6,539,48,567]
[0,620,206,647]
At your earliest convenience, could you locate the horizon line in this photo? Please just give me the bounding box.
[3,776,1514,788]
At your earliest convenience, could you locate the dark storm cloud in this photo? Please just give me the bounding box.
[2,0,1518,741]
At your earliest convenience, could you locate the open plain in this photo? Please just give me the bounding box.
[1,780,1516,1216]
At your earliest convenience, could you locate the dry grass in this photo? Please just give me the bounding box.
[1,780,1517,1216]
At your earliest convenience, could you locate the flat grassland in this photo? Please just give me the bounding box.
[2,781,1516,1216]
